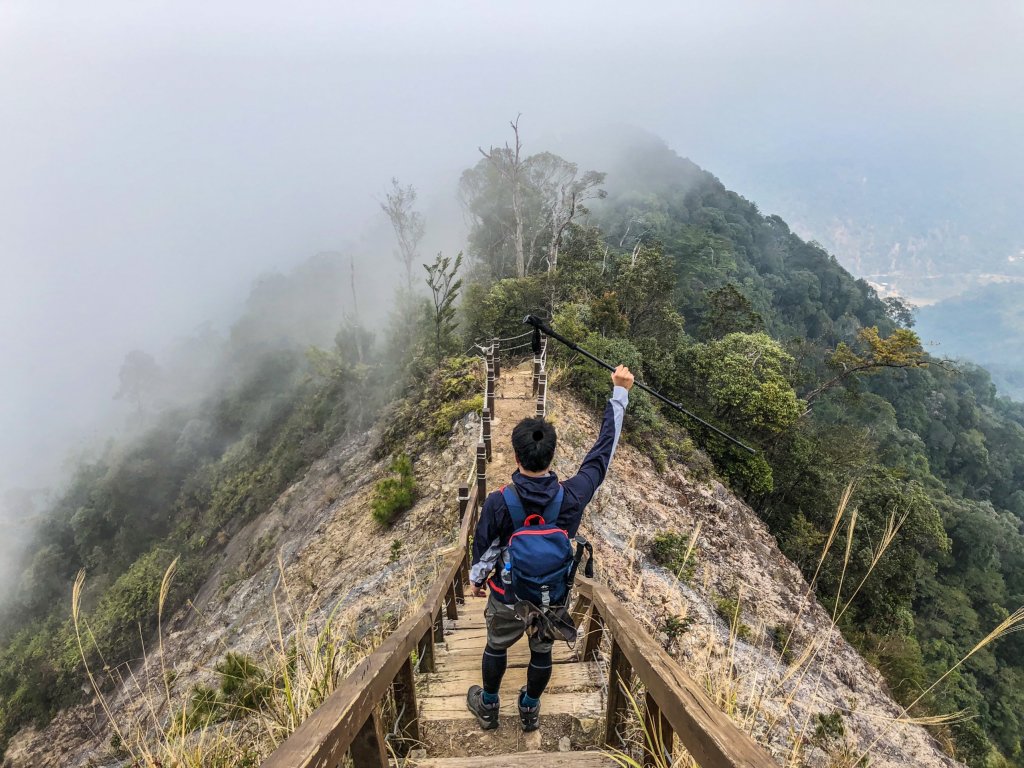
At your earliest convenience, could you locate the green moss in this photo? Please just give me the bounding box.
[431,394,484,442]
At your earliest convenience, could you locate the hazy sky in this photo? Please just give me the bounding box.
[2,0,1022,495]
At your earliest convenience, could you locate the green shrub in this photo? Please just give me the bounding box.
[713,594,752,641]
[371,455,416,525]
[649,532,697,583]
[660,614,693,649]
[380,356,483,452]
[769,623,795,664]
[813,710,846,745]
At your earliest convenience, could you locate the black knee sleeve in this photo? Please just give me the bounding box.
[482,644,508,695]
[526,648,553,699]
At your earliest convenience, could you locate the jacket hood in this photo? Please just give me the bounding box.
[510,470,561,511]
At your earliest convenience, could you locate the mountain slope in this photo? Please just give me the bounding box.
[3,372,963,767]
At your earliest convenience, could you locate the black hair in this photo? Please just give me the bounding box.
[511,417,557,472]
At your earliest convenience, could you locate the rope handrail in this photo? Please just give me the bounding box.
[492,329,533,342]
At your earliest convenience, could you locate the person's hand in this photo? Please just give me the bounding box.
[471,584,487,598]
[612,365,635,391]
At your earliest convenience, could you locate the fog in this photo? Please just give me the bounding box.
[2,0,1022,525]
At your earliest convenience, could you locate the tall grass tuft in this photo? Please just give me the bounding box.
[71,555,410,767]
[600,484,1022,768]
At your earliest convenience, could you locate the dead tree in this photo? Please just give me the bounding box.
[479,116,526,277]
[380,178,425,290]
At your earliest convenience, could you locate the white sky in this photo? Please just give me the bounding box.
[1,0,1022,494]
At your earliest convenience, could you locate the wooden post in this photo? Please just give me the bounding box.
[482,407,492,461]
[583,604,603,661]
[445,580,459,620]
[417,627,435,673]
[476,442,487,501]
[486,361,495,415]
[432,606,445,644]
[570,593,592,627]
[604,639,634,751]
[349,707,388,767]
[392,656,420,750]
[536,370,547,418]
[644,691,674,768]
[459,484,472,587]
[492,337,501,378]
[454,566,465,603]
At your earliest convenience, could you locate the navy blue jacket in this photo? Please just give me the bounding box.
[469,386,629,603]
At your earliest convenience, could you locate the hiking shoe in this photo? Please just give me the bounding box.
[518,686,540,732]
[466,685,499,730]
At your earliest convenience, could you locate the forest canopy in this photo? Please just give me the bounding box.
[1,132,1022,767]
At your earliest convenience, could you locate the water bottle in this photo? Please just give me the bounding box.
[501,562,513,589]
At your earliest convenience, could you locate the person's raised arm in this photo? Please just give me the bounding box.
[562,365,634,510]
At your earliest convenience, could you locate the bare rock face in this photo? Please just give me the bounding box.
[549,392,962,768]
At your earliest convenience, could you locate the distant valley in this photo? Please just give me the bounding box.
[724,151,1024,399]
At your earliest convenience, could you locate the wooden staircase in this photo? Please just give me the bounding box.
[412,593,610,765]
[261,340,777,768]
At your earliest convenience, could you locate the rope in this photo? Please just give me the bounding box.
[462,329,532,355]
[491,330,532,343]
[497,340,533,354]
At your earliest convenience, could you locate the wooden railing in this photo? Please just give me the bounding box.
[262,339,526,768]
[571,580,776,768]
[262,470,483,768]
[262,334,774,767]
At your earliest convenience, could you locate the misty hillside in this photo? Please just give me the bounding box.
[724,152,1024,305]
[2,133,1023,768]
[916,282,1024,400]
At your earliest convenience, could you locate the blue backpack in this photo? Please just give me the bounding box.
[503,485,574,607]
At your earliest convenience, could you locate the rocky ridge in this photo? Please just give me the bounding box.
[4,375,964,767]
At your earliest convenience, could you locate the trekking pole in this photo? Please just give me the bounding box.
[523,315,757,455]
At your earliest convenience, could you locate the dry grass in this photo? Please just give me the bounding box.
[600,483,1021,768]
[71,552,432,767]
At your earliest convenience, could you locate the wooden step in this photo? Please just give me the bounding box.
[421,661,603,697]
[419,690,604,721]
[411,750,615,766]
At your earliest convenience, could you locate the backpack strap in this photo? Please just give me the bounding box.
[542,485,565,525]
[502,485,527,528]
[503,484,565,529]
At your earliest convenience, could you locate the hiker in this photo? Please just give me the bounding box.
[466,364,635,731]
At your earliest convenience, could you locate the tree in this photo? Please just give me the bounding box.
[380,178,425,290]
[806,326,934,405]
[883,296,916,328]
[701,283,763,338]
[679,332,804,439]
[462,119,605,278]
[478,116,527,277]
[114,350,161,417]
[424,252,463,362]
[523,152,606,273]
